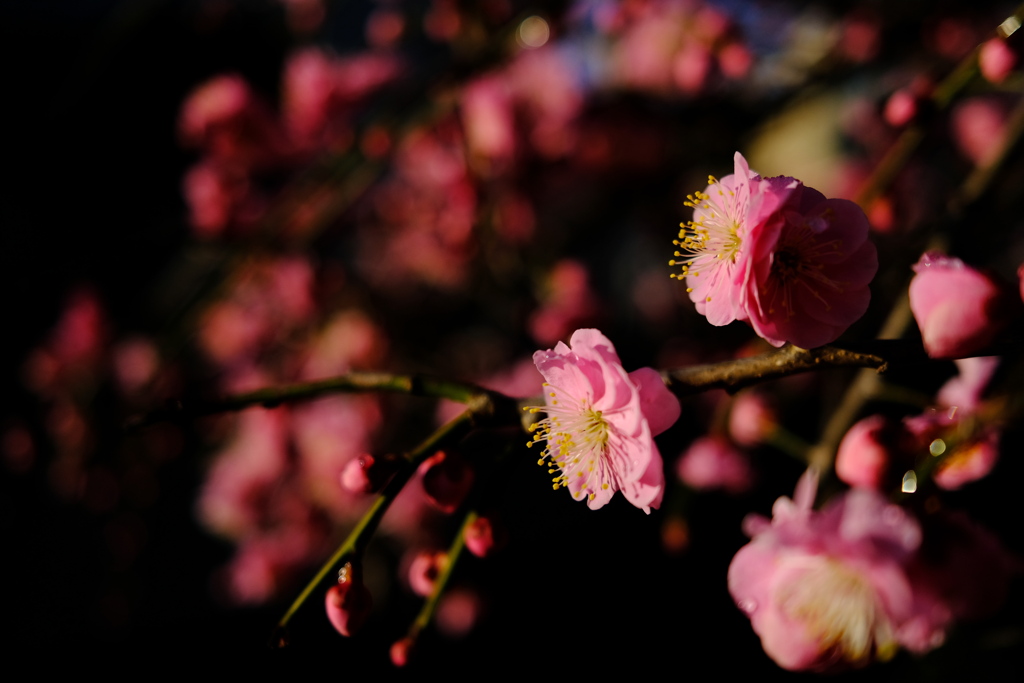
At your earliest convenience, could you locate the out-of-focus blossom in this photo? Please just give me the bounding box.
[676,435,753,494]
[111,337,160,396]
[728,391,776,447]
[408,550,447,597]
[325,561,373,637]
[838,11,882,63]
[908,252,1008,359]
[528,329,680,512]
[936,356,999,412]
[884,89,919,128]
[932,431,1000,490]
[23,288,107,395]
[529,260,601,345]
[435,588,481,639]
[461,74,516,166]
[197,257,317,366]
[282,48,404,154]
[979,38,1017,83]
[178,74,285,168]
[197,408,290,538]
[729,470,949,671]
[951,97,1010,166]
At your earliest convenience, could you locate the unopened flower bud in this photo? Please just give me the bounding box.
[909,252,1011,359]
[340,453,397,493]
[390,636,415,667]
[324,561,373,637]
[835,414,900,490]
[418,450,474,513]
[408,550,447,597]
[464,515,506,558]
[980,38,1017,84]
[884,89,918,128]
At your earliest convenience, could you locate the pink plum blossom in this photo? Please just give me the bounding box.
[528,329,680,513]
[674,152,876,348]
[675,435,753,494]
[729,470,950,671]
[671,152,798,327]
[908,252,1008,359]
[745,183,877,349]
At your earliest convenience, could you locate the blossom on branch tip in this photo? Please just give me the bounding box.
[670,152,797,327]
[526,329,680,513]
[672,152,876,348]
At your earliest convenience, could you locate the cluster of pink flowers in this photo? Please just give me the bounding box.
[672,152,878,349]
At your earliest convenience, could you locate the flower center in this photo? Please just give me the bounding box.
[765,220,846,317]
[669,176,746,293]
[777,558,898,665]
[525,385,615,501]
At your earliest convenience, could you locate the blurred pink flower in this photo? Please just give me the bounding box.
[936,356,999,412]
[729,470,949,671]
[932,431,1000,491]
[676,435,753,494]
[672,152,798,327]
[908,252,1008,359]
[528,329,680,512]
[728,390,776,447]
[979,38,1017,84]
[745,184,877,349]
[529,259,601,345]
[951,97,1010,166]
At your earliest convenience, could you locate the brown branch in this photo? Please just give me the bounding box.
[662,340,929,397]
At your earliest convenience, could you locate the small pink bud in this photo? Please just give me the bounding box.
[463,515,506,558]
[908,252,1010,359]
[408,551,447,597]
[1018,263,1024,303]
[835,415,898,489]
[340,454,397,493]
[324,562,372,637]
[728,391,776,447]
[418,450,474,513]
[390,636,415,667]
[884,89,918,128]
[980,38,1017,84]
